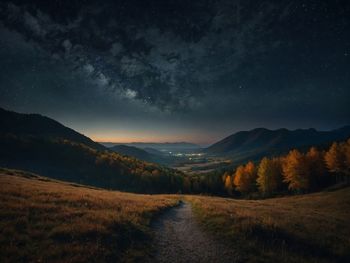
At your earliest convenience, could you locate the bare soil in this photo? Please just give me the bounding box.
[151,201,239,263]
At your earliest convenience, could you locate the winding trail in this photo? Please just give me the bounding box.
[151,201,239,263]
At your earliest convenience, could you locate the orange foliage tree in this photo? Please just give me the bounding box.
[233,161,257,194]
[257,157,283,195]
[223,171,233,195]
[282,149,309,192]
[325,142,344,174]
[224,138,350,196]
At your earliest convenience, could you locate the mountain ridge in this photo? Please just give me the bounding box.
[0,107,185,193]
[0,107,105,150]
[101,142,201,150]
[206,126,350,162]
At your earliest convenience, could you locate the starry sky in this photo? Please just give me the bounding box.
[0,0,349,145]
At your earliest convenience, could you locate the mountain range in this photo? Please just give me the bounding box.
[109,144,172,165]
[102,142,201,152]
[1,107,350,184]
[0,108,184,193]
[206,126,350,163]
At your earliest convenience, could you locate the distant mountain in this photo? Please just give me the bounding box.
[206,126,350,163]
[111,145,153,159]
[110,145,185,166]
[110,145,163,163]
[0,107,104,150]
[143,147,164,156]
[0,108,185,193]
[102,142,201,152]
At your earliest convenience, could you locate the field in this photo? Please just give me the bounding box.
[187,188,350,262]
[1,167,350,263]
[0,168,179,262]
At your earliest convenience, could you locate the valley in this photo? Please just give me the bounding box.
[1,108,350,262]
[1,1,349,262]
[171,155,232,175]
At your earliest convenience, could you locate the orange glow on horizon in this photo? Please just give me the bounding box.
[88,133,212,145]
[83,128,217,145]
[91,137,184,143]
[89,135,188,144]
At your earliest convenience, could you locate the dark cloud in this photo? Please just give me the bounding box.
[0,1,289,109]
[0,0,350,143]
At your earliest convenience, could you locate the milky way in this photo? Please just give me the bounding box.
[0,0,349,143]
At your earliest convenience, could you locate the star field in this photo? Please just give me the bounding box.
[0,0,349,144]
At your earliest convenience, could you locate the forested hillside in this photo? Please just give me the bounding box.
[0,108,186,193]
[206,127,350,164]
[222,139,350,197]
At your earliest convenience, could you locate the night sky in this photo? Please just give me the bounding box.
[0,0,349,144]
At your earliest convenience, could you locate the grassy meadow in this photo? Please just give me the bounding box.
[0,168,179,262]
[187,188,350,263]
[1,167,350,262]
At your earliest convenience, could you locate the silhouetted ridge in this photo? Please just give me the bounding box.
[0,107,104,150]
[0,107,185,193]
[206,126,350,161]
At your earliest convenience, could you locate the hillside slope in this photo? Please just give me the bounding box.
[206,126,350,162]
[110,144,171,165]
[0,108,185,193]
[1,167,349,263]
[187,188,350,262]
[0,107,104,150]
[0,168,179,262]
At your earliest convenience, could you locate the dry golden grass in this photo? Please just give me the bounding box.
[2,167,349,263]
[186,189,350,263]
[0,168,179,262]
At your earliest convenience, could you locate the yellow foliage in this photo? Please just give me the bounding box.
[325,142,343,174]
[282,149,309,192]
[234,162,257,194]
[224,173,233,195]
[257,157,283,195]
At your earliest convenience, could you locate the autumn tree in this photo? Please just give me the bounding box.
[257,157,270,194]
[233,162,257,194]
[325,142,345,182]
[233,165,245,192]
[305,147,327,189]
[222,171,233,195]
[257,157,283,195]
[222,171,230,184]
[282,149,309,192]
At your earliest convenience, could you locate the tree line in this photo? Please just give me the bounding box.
[2,132,349,196]
[0,134,186,194]
[222,139,350,197]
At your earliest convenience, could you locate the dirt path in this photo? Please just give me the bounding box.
[151,201,240,263]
